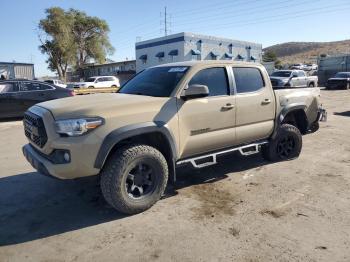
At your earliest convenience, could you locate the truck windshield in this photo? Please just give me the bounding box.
[271,71,291,77]
[119,66,189,97]
[335,73,350,78]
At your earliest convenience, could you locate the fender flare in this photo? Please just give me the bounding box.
[94,122,177,170]
[272,103,308,139]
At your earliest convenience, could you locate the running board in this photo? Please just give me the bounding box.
[176,141,268,169]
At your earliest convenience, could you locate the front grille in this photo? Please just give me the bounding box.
[328,80,347,88]
[24,112,48,148]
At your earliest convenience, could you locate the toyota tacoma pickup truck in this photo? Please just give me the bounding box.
[270,70,318,88]
[22,61,326,214]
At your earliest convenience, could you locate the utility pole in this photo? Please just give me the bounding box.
[160,6,171,36]
[164,6,167,36]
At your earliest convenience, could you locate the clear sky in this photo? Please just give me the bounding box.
[1,0,349,77]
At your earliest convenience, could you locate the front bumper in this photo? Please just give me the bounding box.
[23,144,52,178]
[23,143,100,179]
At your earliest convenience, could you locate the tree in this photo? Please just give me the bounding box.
[38,7,75,80]
[69,9,114,70]
[38,7,114,80]
[263,50,282,69]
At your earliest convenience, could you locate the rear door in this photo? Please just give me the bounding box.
[232,67,275,144]
[95,77,106,88]
[298,71,307,87]
[0,81,21,118]
[19,81,55,111]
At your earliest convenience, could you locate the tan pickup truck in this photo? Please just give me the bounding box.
[22,61,326,214]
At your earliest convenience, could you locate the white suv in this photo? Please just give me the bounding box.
[44,79,67,88]
[75,76,120,89]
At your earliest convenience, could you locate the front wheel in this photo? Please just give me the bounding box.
[262,124,302,162]
[100,144,168,214]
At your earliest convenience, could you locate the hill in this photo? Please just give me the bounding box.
[263,40,350,64]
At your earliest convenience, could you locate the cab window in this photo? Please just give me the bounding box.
[188,67,229,96]
[233,67,265,93]
[298,71,306,77]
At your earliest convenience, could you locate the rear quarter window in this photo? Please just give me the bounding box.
[0,82,18,93]
[232,67,265,93]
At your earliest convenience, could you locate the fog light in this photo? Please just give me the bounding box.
[63,152,70,162]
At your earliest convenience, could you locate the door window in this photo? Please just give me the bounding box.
[188,67,229,96]
[0,82,18,93]
[297,71,306,77]
[233,67,265,93]
[21,82,54,91]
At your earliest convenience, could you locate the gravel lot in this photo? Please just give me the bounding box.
[0,90,349,262]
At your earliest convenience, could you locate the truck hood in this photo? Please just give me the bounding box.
[37,93,169,120]
[270,76,290,81]
[328,78,349,81]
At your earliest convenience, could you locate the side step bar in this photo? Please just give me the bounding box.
[176,141,268,168]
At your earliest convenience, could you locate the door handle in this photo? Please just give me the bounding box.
[221,103,235,110]
[261,99,271,105]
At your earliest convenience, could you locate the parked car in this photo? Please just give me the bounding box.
[304,64,318,71]
[44,79,67,88]
[22,61,326,215]
[326,72,350,90]
[290,63,305,70]
[270,70,318,88]
[0,79,74,119]
[73,76,120,89]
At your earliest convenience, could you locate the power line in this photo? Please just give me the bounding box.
[173,0,319,27]
[179,3,350,32]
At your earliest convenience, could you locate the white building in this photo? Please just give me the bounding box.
[135,32,262,72]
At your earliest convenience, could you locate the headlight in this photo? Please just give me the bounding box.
[55,118,103,137]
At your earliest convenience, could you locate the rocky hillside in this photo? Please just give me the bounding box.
[263,40,350,64]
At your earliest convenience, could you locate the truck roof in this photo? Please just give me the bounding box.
[153,60,262,68]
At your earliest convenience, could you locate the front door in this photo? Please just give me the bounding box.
[177,67,236,158]
[232,67,275,144]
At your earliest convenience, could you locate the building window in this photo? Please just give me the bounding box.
[155,52,165,63]
[191,49,201,61]
[139,54,147,64]
[168,50,178,62]
[228,44,233,54]
[209,51,219,60]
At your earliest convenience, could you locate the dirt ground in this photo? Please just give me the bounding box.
[0,90,349,262]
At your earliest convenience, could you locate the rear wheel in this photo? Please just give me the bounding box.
[262,124,302,161]
[308,82,315,87]
[111,85,117,88]
[100,144,168,214]
[88,86,94,89]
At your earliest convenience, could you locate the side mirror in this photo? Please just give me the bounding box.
[181,84,209,100]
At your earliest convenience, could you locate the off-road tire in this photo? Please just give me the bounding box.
[262,124,302,162]
[100,144,168,215]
